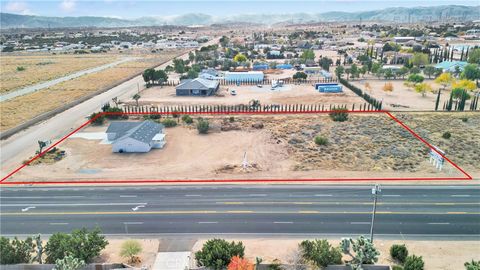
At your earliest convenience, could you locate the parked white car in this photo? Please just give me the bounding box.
[230,89,237,95]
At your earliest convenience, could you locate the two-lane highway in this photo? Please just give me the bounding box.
[1,185,479,238]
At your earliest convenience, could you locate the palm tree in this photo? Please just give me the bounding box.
[133,94,140,107]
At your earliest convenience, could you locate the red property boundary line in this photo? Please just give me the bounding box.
[0,110,472,185]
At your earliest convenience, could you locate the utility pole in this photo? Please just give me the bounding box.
[370,184,381,243]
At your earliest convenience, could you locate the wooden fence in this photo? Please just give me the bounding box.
[120,102,381,115]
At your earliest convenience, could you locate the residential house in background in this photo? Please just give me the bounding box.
[176,78,220,96]
[107,121,165,153]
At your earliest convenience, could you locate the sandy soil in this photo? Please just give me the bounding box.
[96,239,159,269]
[134,83,365,107]
[349,76,475,111]
[190,238,480,270]
[6,113,475,183]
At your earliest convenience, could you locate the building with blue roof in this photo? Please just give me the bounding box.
[435,61,468,72]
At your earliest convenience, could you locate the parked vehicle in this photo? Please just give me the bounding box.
[230,89,237,95]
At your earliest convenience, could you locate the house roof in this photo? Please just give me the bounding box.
[176,78,219,90]
[107,121,164,144]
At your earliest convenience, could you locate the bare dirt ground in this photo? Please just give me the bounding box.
[133,83,365,107]
[1,50,186,131]
[190,238,480,270]
[349,76,475,111]
[5,112,476,183]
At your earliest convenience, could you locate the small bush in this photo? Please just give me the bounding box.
[16,66,26,71]
[229,116,235,123]
[89,112,105,125]
[442,131,451,139]
[314,136,328,146]
[461,117,468,122]
[390,244,408,264]
[329,108,349,122]
[392,266,404,270]
[162,118,177,127]
[104,107,126,120]
[268,259,282,270]
[197,119,210,134]
[465,260,480,270]
[182,115,193,124]
[403,255,424,270]
[120,240,142,264]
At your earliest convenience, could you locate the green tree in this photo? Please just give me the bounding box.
[301,49,315,61]
[45,228,108,264]
[350,64,359,79]
[187,69,199,79]
[390,244,408,264]
[403,255,424,270]
[133,93,141,107]
[153,69,168,85]
[461,64,480,81]
[319,57,333,71]
[0,237,35,264]
[233,53,247,62]
[120,240,142,263]
[335,66,345,78]
[423,66,437,79]
[468,48,480,64]
[53,255,86,270]
[173,58,186,73]
[410,53,429,67]
[142,68,155,85]
[299,239,342,268]
[408,74,424,83]
[293,71,308,80]
[195,239,245,270]
[371,62,382,74]
[397,66,409,79]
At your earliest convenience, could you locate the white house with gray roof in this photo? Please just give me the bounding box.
[176,78,220,96]
[106,121,165,153]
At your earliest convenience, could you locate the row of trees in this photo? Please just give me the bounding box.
[194,237,434,270]
[0,228,108,268]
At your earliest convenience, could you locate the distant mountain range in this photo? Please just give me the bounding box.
[1,5,479,29]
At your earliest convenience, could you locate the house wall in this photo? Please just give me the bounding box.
[112,137,151,153]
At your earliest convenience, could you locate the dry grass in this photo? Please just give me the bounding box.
[0,52,182,131]
[0,54,120,93]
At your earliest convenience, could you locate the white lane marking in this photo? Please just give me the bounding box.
[185,194,202,197]
[249,194,267,196]
[383,195,401,197]
[428,223,450,225]
[120,195,137,198]
[49,223,69,225]
[198,222,218,224]
[132,205,146,211]
[451,195,471,197]
[21,206,36,212]
[2,196,85,199]
[273,221,293,224]
[315,194,333,197]
[123,222,144,225]
[350,222,370,225]
[4,203,147,207]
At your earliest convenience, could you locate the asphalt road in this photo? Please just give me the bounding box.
[1,185,479,238]
[0,38,219,171]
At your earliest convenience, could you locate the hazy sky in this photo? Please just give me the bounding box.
[1,0,477,18]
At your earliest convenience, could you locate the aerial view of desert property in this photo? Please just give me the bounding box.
[0,1,479,270]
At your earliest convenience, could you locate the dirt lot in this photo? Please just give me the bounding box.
[134,83,365,107]
[0,53,120,94]
[6,112,477,183]
[349,76,475,111]
[0,51,184,131]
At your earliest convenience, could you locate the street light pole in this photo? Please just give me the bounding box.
[370,184,381,243]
